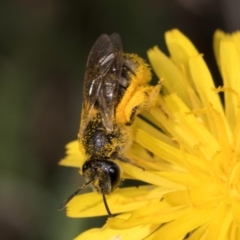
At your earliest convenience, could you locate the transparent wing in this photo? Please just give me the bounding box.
[79,33,123,136]
[97,33,123,132]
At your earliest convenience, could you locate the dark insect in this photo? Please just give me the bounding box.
[59,33,161,217]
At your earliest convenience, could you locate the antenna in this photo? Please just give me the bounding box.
[58,179,93,211]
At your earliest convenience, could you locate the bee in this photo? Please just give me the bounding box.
[58,33,161,217]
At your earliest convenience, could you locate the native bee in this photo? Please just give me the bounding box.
[59,33,161,217]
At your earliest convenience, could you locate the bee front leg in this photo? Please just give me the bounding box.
[117,155,145,170]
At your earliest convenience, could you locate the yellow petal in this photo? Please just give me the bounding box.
[214,31,240,137]
[205,201,232,240]
[188,184,223,207]
[214,30,240,71]
[230,172,240,224]
[156,172,199,188]
[153,206,214,240]
[188,55,230,140]
[207,107,232,174]
[121,163,184,190]
[188,223,208,240]
[219,39,240,130]
[66,186,164,217]
[136,129,210,175]
[229,222,240,240]
[129,143,176,172]
[231,31,240,59]
[164,190,189,207]
[151,94,220,160]
[108,201,186,229]
[147,46,191,106]
[59,141,85,168]
[213,30,226,68]
[133,113,175,147]
[232,106,240,158]
[164,30,202,105]
[165,29,199,67]
[74,213,160,240]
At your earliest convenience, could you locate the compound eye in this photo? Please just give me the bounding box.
[82,163,86,172]
[82,161,89,173]
[108,164,120,190]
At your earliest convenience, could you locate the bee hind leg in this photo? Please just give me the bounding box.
[117,155,145,171]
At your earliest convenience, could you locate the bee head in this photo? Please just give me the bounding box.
[82,159,121,194]
[58,158,120,217]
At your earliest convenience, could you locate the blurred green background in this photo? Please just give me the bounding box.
[1,0,239,239]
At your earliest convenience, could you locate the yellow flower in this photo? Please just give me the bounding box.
[59,29,240,240]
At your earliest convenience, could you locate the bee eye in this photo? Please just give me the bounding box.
[82,159,121,193]
[82,160,93,173]
[82,162,88,172]
[108,164,120,189]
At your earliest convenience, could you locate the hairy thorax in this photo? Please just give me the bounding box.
[81,113,132,160]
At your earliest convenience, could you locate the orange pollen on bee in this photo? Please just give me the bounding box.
[116,54,161,124]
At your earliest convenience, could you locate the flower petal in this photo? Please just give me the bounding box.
[156,172,200,188]
[74,214,160,240]
[187,223,208,240]
[147,46,191,106]
[137,129,209,175]
[59,141,85,168]
[66,186,165,217]
[151,94,220,159]
[188,55,230,140]
[108,201,186,229]
[152,206,214,240]
[121,163,184,189]
[219,39,240,130]
[232,107,240,158]
[213,30,226,68]
[204,201,232,240]
[165,29,199,67]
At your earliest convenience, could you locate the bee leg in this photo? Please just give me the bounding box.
[122,57,135,75]
[102,194,114,218]
[117,57,136,88]
[117,155,145,171]
[125,106,138,126]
